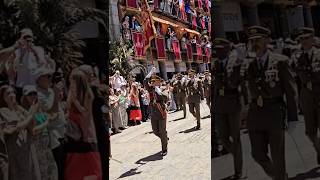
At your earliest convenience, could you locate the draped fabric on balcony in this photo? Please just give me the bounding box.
[186,43,193,62]
[132,31,146,59]
[196,44,203,61]
[172,40,182,60]
[127,0,138,9]
[154,0,159,9]
[155,37,166,60]
[205,47,211,63]
[192,16,197,29]
[198,0,202,9]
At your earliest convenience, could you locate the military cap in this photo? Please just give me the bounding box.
[188,69,196,75]
[151,75,161,82]
[176,73,183,78]
[295,27,314,41]
[247,26,271,39]
[213,38,230,49]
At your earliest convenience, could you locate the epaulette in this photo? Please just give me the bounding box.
[269,52,289,64]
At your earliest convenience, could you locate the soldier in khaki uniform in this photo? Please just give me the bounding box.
[173,73,187,118]
[213,38,245,179]
[186,70,203,129]
[203,70,211,113]
[243,26,298,180]
[144,67,169,156]
[292,27,320,164]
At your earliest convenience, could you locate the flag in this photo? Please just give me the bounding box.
[186,43,193,61]
[127,0,138,9]
[172,40,181,60]
[155,37,166,60]
[140,0,156,54]
[132,31,145,58]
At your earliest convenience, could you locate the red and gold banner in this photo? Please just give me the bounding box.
[198,0,203,9]
[140,0,156,54]
[201,18,205,29]
[192,16,197,30]
[196,44,203,61]
[205,47,211,62]
[132,31,145,58]
[172,40,181,60]
[127,0,138,9]
[154,0,159,9]
[155,37,166,60]
[186,43,193,62]
[205,0,209,10]
[180,1,187,21]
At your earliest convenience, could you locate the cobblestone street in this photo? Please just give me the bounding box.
[109,101,211,180]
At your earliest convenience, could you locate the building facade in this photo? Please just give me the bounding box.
[213,0,318,41]
[110,0,212,80]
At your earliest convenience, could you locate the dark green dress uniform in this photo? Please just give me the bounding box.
[292,27,320,163]
[186,70,204,129]
[244,26,298,180]
[173,74,187,118]
[213,38,244,177]
[203,71,211,110]
[144,74,169,155]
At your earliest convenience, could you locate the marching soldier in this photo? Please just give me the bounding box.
[203,70,211,115]
[173,73,187,118]
[243,26,298,180]
[144,67,169,156]
[186,70,203,130]
[213,38,245,179]
[292,27,320,164]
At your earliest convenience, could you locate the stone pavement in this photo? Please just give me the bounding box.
[213,116,320,180]
[109,101,211,180]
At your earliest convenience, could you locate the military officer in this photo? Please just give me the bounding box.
[203,70,211,114]
[213,38,245,179]
[144,67,169,156]
[292,27,320,164]
[173,73,187,118]
[186,70,203,129]
[243,26,298,180]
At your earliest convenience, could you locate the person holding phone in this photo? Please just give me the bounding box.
[0,85,39,180]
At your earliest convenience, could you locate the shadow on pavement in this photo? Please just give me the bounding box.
[201,115,211,119]
[144,131,153,134]
[289,167,320,180]
[170,117,185,122]
[117,152,163,179]
[117,167,142,179]
[135,151,163,165]
[179,127,200,134]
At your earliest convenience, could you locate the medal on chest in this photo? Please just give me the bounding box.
[219,87,225,96]
[257,95,263,107]
[307,81,313,91]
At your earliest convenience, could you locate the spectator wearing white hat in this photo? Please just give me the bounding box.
[34,67,66,180]
[20,85,58,180]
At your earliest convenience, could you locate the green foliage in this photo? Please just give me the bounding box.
[109,38,147,79]
[0,0,107,77]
